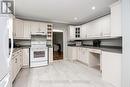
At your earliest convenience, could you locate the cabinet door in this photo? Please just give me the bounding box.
[49,48,53,63]
[111,2,121,37]
[67,47,72,59]
[87,20,101,38]
[22,49,29,67]
[79,48,89,64]
[81,24,87,39]
[30,22,39,33]
[11,58,17,81]
[69,26,75,40]
[39,23,47,34]
[13,19,24,39]
[101,51,121,87]
[101,15,111,37]
[23,21,31,39]
[75,26,81,39]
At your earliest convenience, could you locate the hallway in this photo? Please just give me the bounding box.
[13,60,114,87]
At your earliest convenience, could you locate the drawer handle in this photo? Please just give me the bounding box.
[15,58,17,63]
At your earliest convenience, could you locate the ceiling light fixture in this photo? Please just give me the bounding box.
[74,17,78,20]
[92,6,96,10]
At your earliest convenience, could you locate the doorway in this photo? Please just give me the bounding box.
[53,32,63,60]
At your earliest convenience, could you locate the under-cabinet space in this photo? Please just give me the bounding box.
[88,49,102,71]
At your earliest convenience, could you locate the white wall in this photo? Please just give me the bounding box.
[53,23,69,60]
[0,0,2,14]
[122,0,130,87]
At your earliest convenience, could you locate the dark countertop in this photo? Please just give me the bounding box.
[68,44,122,54]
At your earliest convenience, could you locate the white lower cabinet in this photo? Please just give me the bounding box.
[11,49,23,82]
[78,48,89,65]
[22,48,30,68]
[49,48,53,63]
[101,51,121,87]
[67,47,79,60]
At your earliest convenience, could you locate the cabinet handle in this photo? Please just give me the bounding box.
[15,58,17,63]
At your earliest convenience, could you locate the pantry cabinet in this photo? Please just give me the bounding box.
[101,51,121,87]
[23,21,31,39]
[13,19,24,39]
[110,1,121,37]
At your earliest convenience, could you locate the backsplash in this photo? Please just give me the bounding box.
[14,40,31,46]
[68,38,122,47]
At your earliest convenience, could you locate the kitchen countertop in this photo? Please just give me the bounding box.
[68,45,122,54]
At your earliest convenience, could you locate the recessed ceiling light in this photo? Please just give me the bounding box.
[92,6,96,10]
[74,17,78,20]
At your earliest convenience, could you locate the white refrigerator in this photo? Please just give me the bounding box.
[0,14,13,87]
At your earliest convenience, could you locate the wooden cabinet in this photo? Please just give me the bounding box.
[101,51,121,87]
[13,19,24,39]
[22,48,29,68]
[110,1,121,37]
[11,49,23,82]
[23,21,31,39]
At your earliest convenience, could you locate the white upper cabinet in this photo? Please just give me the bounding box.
[87,20,102,38]
[69,26,75,40]
[39,22,47,34]
[23,21,31,39]
[75,26,81,39]
[30,21,47,34]
[100,15,111,37]
[81,24,87,39]
[69,26,81,40]
[30,21,39,34]
[13,19,24,39]
[86,15,111,38]
[110,1,121,37]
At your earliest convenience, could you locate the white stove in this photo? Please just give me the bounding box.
[30,41,48,67]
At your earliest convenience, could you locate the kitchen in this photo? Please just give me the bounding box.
[0,0,129,87]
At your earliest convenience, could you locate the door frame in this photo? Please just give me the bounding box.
[53,29,64,60]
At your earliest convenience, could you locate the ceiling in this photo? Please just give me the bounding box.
[15,0,118,25]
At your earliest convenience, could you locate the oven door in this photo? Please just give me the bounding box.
[31,47,48,62]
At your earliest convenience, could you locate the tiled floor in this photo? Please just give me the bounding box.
[13,60,115,87]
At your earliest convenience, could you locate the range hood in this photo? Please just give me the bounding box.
[31,32,47,36]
